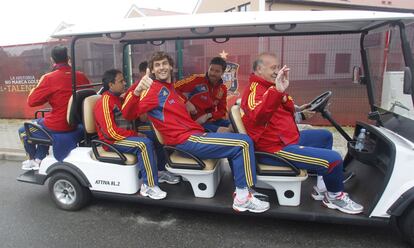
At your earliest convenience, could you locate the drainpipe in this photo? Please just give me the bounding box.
[259,0,265,11]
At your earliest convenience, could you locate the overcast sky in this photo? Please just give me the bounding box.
[0,0,198,46]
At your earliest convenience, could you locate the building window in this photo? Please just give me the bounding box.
[238,2,251,12]
[308,53,326,74]
[225,7,235,12]
[335,53,351,73]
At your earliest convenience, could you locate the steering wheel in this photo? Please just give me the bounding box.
[308,91,332,112]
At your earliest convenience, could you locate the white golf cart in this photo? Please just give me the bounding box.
[17,11,414,245]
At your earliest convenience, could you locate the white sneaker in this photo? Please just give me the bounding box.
[232,193,270,213]
[311,186,326,201]
[21,159,40,171]
[322,192,364,215]
[158,171,181,184]
[232,188,269,202]
[140,184,167,200]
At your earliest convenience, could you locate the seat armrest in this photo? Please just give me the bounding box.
[24,122,53,146]
[91,140,127,165]
[164,146,206,170]
[34,108,52,119]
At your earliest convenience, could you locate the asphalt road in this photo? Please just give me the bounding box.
[0,160,411,248]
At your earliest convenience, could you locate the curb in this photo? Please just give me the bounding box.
[0,149,26,161]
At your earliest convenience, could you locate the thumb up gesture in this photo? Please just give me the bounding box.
[134,68,153,96]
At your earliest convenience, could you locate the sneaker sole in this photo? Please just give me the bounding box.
[254,195,269,202]
[140,191,167,200]
[158,179,180,185]
[232,204,270,213]
[311,193,324,201]
[322,200,363,215]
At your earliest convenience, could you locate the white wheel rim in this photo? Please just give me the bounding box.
[53,179,76,205]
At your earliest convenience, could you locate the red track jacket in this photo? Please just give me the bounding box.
[241,74,299,153]
[125,80,139,98]
[174,74,228,121]
[122,80,204,145]
[27,64,90,131]
[94,91,137,144]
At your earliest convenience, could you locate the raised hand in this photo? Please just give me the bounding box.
[274,65,290,93]
[134,68,153,96]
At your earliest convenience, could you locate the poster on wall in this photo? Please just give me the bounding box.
[0,42,61,119]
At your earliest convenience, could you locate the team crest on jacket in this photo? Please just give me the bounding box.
[222,62,239,97]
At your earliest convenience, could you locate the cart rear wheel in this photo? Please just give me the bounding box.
[48,172,90,211]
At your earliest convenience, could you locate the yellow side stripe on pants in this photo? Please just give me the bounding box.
[19,127,39,138]
[188,135,253,186]
[276,150,329,168]
[137,126,151,131]
[188,136,252,184]
[114,140,154,186]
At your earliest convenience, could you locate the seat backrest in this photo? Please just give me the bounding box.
[151,124,165,145]
[67,89,97,126]
[229,105,247,134]
[82,95,101,134]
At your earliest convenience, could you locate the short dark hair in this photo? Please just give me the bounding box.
[148,51,175,80]
[148,51,174,71]
[138,61,148,73]
[51,45,68,63]
[102,69,122,93]
[209,57,227,72]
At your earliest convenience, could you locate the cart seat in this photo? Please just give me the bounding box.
[82,95,137,165]
[22,89,96,162]
[229,104,308,206]
[152,126,223,198]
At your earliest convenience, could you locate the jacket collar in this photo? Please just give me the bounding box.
[249,73,274,88]
[52,63,70,71]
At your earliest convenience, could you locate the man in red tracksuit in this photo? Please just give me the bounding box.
[241,52,363,215]
[174,57,232,133]
[18,45,90,170]
[122,51,269,213]
[94,69,166,200]
[124,61,180,185]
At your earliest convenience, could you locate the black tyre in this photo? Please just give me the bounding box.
[48,172,91,211]
[398,205,414,246]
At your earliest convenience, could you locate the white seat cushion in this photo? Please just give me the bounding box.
[258,164,307,177]
[170,152,218,171]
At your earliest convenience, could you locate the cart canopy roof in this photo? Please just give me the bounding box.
[51,10,414,41]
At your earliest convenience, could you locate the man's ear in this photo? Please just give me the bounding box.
[256,65,262,75]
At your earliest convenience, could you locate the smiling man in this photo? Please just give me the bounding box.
[122,51,269,213]
[240,52,363,215]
